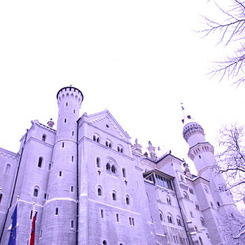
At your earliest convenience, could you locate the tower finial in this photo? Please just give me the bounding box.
[181,103,192,124]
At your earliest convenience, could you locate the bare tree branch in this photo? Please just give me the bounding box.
[201,0,245,85]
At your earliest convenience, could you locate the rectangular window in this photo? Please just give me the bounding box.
[71,186,74,192]
[44,193,47,199]
[48,163,51,170]
[70,220,74,228]
[55,208,59,215]
[129,217,132,225]
[62,142,65,148]
[71,156,74,162]
[59,171,62,177]
[30,210,33,219]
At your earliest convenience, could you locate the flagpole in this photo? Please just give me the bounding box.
[29,202,35,245]
[16,195,19,245]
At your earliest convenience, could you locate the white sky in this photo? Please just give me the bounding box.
[1,0,245,177]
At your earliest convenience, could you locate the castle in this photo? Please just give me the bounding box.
[0,85,244,245]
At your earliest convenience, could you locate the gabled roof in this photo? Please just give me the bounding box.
[80,110,131,142]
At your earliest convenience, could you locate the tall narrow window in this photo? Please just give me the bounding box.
[111,165,116,173]
[98,187,102,196]
[0,193,2,203]
[64,119,67,123]
[71,186,74,192]
[70,220,74,228]
[55,208,59,215]
[42,134,46,142]
[112,191,117,201]
[30,210,33,219]
[59,171,62,177]
[96,158,100,168]
[106,163,110,171]
[132,218,135,226]
[72,156,74,162]
[72,131,75,136]
[126,195,130,205]
[159,210,163,221]
[116,213,119,222]
[33,188,39,197]
[122,168,126,178]
[48,163,51,170]
[62,142,65,148]
[38,157,43,168]
[103,241,107,245]
[100,209,104,218]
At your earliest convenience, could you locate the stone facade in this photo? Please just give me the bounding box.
[0,86,244,245]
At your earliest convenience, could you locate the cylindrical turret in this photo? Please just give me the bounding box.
[40,86,83,245]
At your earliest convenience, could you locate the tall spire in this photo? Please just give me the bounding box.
[181,103,192,124]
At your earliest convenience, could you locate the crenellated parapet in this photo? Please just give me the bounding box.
[183,122,205,143]
[56,86,83,106]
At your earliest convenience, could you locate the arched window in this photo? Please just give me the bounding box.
[38,157,43,168]
[122,168,126,178]
[55,207,59,215]
[103,241,107,245]
[125,195,130,205]
[98,186,102,196]
[106,163,110,171]
[96,158,101,168]
[117,145,123,153]
[42,134,46,142]
[217,201,221,207]
[105,140,112,148]
[112,191,117,201]
[200,217,205,226]
[33,187,39,197]
[167,213,173,224]
[176,216,182,226]
[5,164,11,174]
[93,134,100,143]
[195,203,200,210]
[183,191,189,200]
[166,195,171,205]
[111,165,116,174]
[180,175,184,182]
[0,193,3,203]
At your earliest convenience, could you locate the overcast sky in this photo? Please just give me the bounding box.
[1,0,245,177]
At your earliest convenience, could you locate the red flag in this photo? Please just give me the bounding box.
[30,213,36,245]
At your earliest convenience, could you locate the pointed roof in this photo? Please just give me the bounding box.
[81,110,131,142]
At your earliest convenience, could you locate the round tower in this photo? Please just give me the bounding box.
[181,106,238,216]
[181,106,215,176]
[40,86,83,245]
